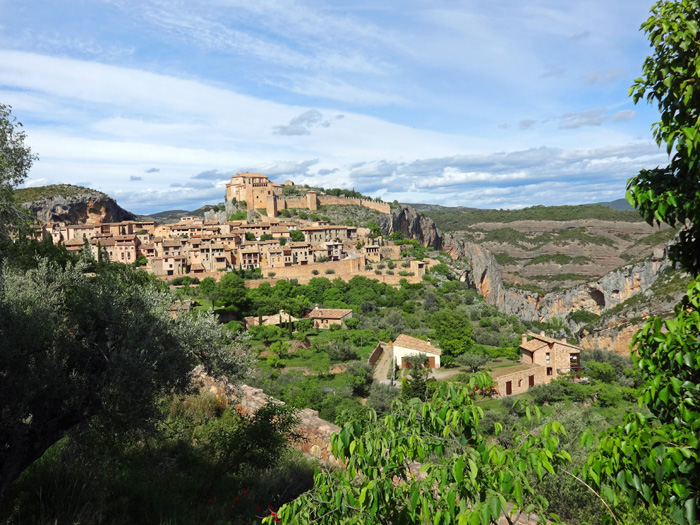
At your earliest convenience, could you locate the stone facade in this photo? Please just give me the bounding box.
[494,332,581,397]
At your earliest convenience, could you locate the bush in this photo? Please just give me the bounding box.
[311,269,319,275]
[326,341,357,361]
[529,381,567,405]
[585,361,617,383]
[325,269,335,275]
[596,384,622,407]
[367,383,399,414]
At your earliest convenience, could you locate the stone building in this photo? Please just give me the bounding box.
[225,172,284,211]
[305,307,353,329]
[494,332,582,397]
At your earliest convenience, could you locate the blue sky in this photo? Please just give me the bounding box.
[0,0,667,214]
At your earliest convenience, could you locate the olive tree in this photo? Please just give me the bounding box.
[0,104,37,250]
[0,260,252,500]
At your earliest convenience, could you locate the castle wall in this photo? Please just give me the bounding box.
[278,194,389,215]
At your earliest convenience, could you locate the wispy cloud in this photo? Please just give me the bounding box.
[273,110,343,136]
[559,107,637,129]
[585,68,626,85]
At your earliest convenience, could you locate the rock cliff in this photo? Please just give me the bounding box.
[19,185,135,224]
[382,205,675,332]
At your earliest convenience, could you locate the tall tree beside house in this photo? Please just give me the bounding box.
[586,2,700,523]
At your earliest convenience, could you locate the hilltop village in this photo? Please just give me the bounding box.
[33,173,427,284]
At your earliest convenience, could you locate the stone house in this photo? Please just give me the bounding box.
[494,332,582,397]
[244,309,299,330]
[391,334,442,369]
[305,307,353,329]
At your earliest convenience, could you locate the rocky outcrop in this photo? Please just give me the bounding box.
[192,366,343,467]
[382,205,674,329]
[579,322,643,356]
[379,205,443,249]
[21,186,135,224]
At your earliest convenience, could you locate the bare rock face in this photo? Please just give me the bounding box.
[379,205,442,249]
[21,187,135,224]
[203,209,229,223]
[382,205,674,331]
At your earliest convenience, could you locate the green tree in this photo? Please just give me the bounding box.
[586,3,700,523]
[264,381,571,524]
[0,104,37,253]
[216,272,247,311]
[290,229,305,242]
[198,276,217,303]
[429,309,474,359]
[0,260,251,499]
[625,0,700,274]
[455,352,489,373]
[366,221,382,238]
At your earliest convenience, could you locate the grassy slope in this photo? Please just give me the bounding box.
[425,204,642,231]
[14,184,106,202]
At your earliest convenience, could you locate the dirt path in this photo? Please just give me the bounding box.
[373,345,393,384]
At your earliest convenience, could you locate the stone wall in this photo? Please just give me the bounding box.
[494,366,547,398]
[278,194,390,215]
[317,195,390,214]
[368,343,384,366]
[244,257,427,288]
[192,367,342,467]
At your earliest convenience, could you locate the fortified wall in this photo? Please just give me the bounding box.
[274,193,390,216]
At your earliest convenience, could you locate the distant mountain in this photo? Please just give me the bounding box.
[590,198,634,211]
[402,198,635,213]
[138,205,224,224]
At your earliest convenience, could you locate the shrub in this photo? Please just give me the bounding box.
[325,269,335,275]
[326,341,357,361]
[529,381,567,405]
[367,383,399,414]
[311,269,319,275]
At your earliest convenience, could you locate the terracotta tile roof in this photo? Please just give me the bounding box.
[306,308,353,320]
[394,334,442,355]
[521,333,582,352]
[520,339,549,353]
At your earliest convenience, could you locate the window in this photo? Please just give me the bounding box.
[546,352,550,364]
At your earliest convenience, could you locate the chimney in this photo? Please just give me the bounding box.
[521,334,527,345]
[540,331,545,337]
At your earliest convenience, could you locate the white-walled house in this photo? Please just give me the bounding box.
[391,334,441,369]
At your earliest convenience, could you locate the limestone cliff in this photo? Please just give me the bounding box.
[19,185,135,224]
[382,205,676,334]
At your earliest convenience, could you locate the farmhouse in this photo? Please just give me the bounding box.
[305,307,353,329]
[494,332,582,397]
[392,334,442,369]
[244,309,300,330]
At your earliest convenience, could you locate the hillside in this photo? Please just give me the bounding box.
[16,184,136,224]
[422,204,673,292]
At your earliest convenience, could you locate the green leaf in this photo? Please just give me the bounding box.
[453,456,464,484]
